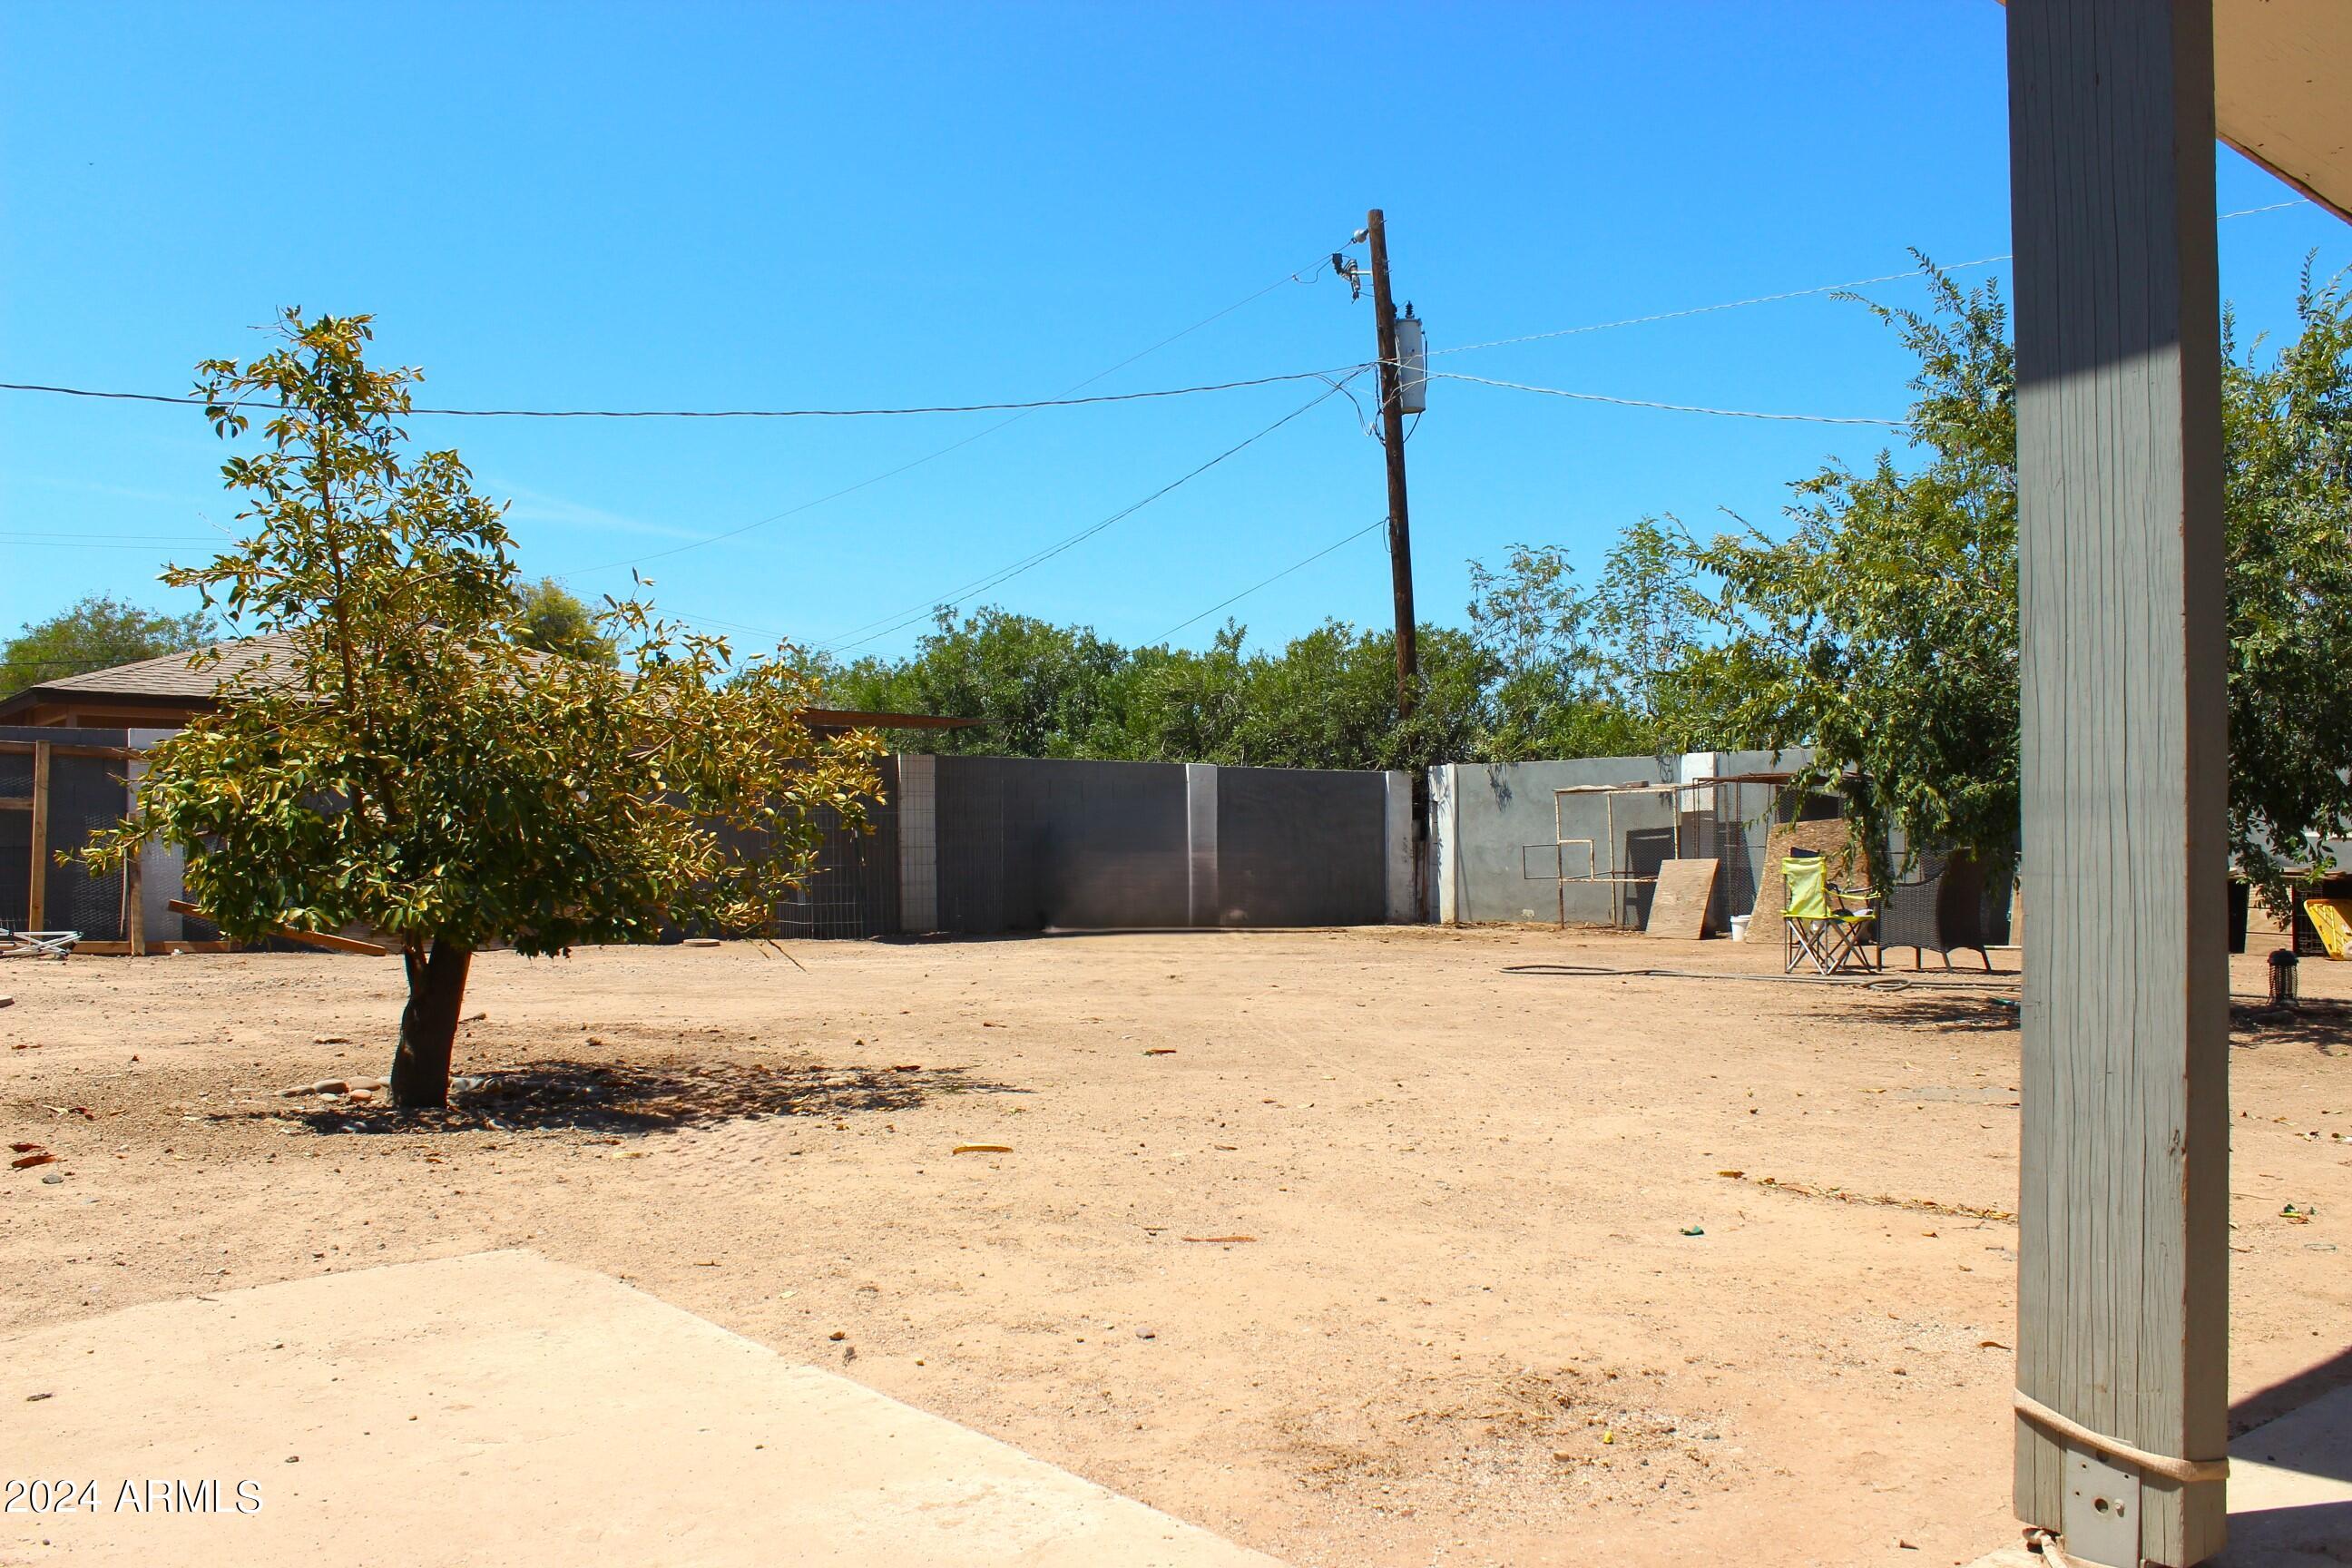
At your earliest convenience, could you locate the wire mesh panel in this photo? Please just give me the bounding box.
[1,728,134,942]
[0,746,30,933]
[42,749,132,941]
[773,757,900,939]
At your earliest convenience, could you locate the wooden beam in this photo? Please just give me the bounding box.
[0,740,141,761]
[164,898,388,957]
[72,940,235,956]
[2006,4,2230,1564]
[25,741,49,930]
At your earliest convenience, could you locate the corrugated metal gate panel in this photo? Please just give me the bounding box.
[1214,765,1387,927]
[933,756,1191,933]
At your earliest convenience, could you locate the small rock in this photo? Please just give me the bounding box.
[26,1392,53,1402]
[828,1330,847,1341]
[1135,1328,1156,1340]
[41,1173,64,1185]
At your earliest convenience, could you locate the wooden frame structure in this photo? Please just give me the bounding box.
[1,737,147,956]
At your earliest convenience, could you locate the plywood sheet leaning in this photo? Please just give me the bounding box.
[1744,818,1867,950]
[1644,858,1719,940]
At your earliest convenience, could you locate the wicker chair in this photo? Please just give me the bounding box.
[1876,852,1992,971]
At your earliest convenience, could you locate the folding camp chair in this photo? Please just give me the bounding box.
[1,926,81,960]
[1782,852,1877,975]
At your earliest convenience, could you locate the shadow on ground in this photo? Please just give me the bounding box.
[2230,1003,2352,1056]
[1842,995,2022,1033]
[272,1059,1024,1136]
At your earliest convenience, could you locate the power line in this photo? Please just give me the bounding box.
[1427,257,2013,359]
[1152,514,1389,644]
[556,240,1361,580]
[0,365,1370,421]
[1428,200,2305,362]
[1427,369,1907,426]
[819,375,1362,654]
[4,537,220,551]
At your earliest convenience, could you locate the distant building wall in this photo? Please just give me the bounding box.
[1428,749,1811,930]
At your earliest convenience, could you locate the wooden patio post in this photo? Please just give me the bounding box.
[26,740,51,931]
[2006,3,2230,1564]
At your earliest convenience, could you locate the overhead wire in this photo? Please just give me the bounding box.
[1427,369,1909,426]
[554,240,1363,582]
[1426,198,2306,363]
[1152,514,1390,643]
[0,366,1369,421]
[818,374,1364,653]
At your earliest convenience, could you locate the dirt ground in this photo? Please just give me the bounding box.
[4,926,2347,1568]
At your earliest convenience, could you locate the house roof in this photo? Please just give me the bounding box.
[1997,1,2352,224]
[2213,0,2352,222]
[0,632,978,731]
[1,633,302,710]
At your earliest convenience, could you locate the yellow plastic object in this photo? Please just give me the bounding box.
[1784,855,1831,920]
[2306,897,2352,959]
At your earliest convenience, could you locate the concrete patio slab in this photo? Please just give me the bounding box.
[0,1250,1281,1567]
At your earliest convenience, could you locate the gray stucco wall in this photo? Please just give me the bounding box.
[1429,748,1811,929]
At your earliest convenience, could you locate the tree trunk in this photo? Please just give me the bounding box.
[389,940,474,1110]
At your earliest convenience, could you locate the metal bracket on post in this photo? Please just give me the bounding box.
[2061,1447,2142,1567]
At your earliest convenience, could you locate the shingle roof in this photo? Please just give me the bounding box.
[16,633,301,701]
[0,632,980,730]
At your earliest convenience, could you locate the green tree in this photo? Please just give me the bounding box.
[1465,524,1744,761]
[514,576,617,665]
[1217,619,1490,773]
[822,607,1132,757]
[2220,268,2352,906]
[1679,259,2352,911]
[1690,264,2021,885]
[88,310,881,1108]
[0,593,212,695]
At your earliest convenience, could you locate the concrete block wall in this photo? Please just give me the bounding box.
[896,754,1413,934]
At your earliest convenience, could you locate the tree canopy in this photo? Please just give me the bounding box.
[822,607,1493,774]
[88,309,880,1108]
[0,593,212,696]
[514,576,618,666]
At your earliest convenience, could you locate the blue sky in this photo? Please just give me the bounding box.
[5,2,2345,663]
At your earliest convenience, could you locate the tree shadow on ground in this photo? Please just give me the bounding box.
[1844,995,2022,1033]
[2229,1001,2352,1056]
[274,1059,1024,1136]
[1837,995,2352,1053]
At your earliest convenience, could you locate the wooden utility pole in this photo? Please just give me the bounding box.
[2007,3,2230,1563]
[1365,208,1417,720]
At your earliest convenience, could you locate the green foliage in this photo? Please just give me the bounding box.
[1,593,212,696]
[825,608,1134,758]
[86,309,880,1106]
[1644,257,2352,913]
[514,576,617,665]
[1464,522,1754,761]
[1688,265,2021,885]
[2220,267,2352,908]
[823,608,1494,775]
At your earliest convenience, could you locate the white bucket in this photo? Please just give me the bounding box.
[1729,915,1751,943]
